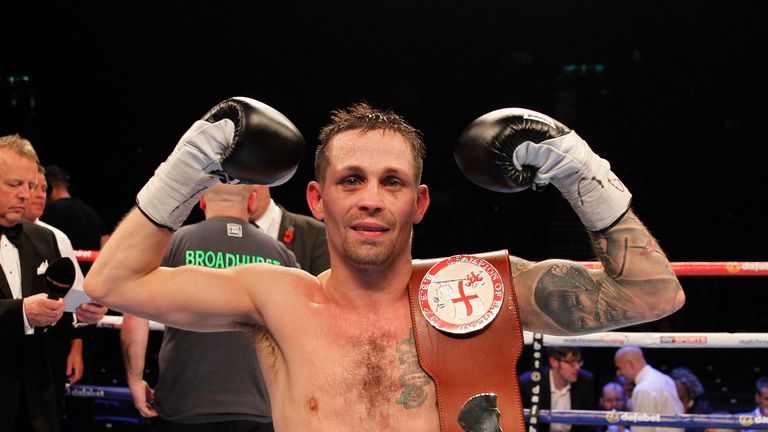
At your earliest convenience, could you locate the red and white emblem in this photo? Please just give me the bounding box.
[418,255,505,334]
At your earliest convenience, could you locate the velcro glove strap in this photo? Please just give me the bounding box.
[512,131,632,231]
[136,119,236,231]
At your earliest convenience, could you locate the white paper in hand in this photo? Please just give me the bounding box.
[64,288,93,313]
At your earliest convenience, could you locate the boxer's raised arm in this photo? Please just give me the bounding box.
[85,97,305,331]
[510,210,683,335]
[457,108,684,335]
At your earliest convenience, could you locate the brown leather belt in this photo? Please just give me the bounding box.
[408,250,525,432]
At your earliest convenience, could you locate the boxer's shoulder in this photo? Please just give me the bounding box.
[238,263,321,303]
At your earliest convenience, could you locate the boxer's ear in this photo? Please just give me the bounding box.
[307,181,324,221]
[413,184,430,224]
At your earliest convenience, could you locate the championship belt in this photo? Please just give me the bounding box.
[408,250,525,432]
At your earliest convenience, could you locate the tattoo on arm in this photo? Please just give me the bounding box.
[534,211,680,333]
[534,264,629,333]
[589,212,672,278]
[510,256,535,278]
[591,235,629,278]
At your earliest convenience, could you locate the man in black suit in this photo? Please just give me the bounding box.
[519,346,596,432]
[0,134,107,432]
[249,185,329,276]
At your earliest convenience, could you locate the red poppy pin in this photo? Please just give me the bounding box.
[283,225,295,244]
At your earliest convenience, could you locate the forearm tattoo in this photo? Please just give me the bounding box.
[589,212,668,279]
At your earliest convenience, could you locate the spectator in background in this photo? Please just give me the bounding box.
[619,375,635,411]
[737,376,768,432]
[670,367,712,432]
[0,134,106,432]
[22,165,99,429]
[614,347,684,432]
[519,346,596,432]
[41,164,112,431]
[248,185,329,276]
[121,183,299,431]
[41,164,110,265]
[597,379,630,432]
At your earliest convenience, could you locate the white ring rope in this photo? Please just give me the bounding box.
[523,331,768,348]
[95,316,768,348]
[97,315,165,331]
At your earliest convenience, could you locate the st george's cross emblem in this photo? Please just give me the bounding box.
[418,255,505,334]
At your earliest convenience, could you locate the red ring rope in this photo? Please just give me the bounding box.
[578,261,768,276]
[74,250,768,276]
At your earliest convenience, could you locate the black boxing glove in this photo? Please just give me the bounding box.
[456,108,572,193]
[137,97,305,230]
[457,108,631,231]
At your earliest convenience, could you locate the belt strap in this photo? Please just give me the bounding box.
[408,250,525,432]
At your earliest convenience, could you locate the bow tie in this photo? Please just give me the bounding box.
[0,223,23,248]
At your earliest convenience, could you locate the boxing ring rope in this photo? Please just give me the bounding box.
[63,381,768,430]
[77,249,768,276]
[96,315,165,331]
[90,316,768,348]
[523,331,768,348]
[578,261,768,276]
[521,409,768,430]
[74,251,768,429]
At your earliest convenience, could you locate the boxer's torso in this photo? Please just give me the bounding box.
[249,270,441,431]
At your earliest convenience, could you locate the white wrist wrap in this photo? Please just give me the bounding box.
[512,131,632,231]
[136,119,236,230]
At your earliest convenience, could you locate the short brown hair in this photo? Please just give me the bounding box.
[546,346,581,361]
[315,102,426,184]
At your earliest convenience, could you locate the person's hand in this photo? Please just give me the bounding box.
[127,378,158,418]
[23,293,65,327]
[511,122,632,231]
[75,302,108,324]
[457,108,632,231]
[66,339,84,384]
[136,97,305,231]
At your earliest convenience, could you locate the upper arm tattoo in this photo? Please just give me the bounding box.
[532,211,680,334]
[533,264,629,333]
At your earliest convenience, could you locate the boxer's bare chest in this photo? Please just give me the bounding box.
[273,306,439,430]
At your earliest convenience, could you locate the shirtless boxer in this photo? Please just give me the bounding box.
[85,97,684,431]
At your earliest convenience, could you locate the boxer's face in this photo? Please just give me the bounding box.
[308,129,429,267]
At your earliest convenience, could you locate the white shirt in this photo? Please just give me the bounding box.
[253,199,283,240]
[35,219,92,327]
[35,219,85,291]
[550,369,572,432]
[1,231,33,334]
[631,365,684,432]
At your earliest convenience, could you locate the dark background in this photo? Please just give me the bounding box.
[2,0,766,424]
